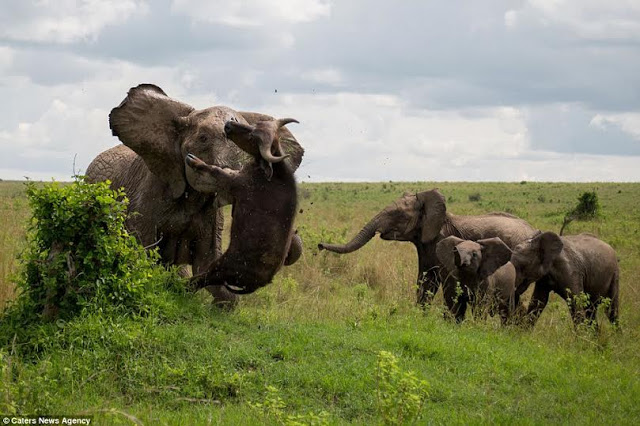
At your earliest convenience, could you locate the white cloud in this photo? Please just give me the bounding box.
[590,113,640,140]
[0,0,149,43]
[0,98,109,160]
[171,0,331,27]
[245,93,531,181]
[507,0,640,41]
[302,68,343,86]
[0,46,14,70]
[0,57,204,180]
[504,10,518,28]
[1,1,639,183]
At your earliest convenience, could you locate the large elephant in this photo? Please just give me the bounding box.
[511,232,619,327]
[86,84,304,304]
[318,189,538,321]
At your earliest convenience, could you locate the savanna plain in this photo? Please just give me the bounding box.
[1,180,639,424]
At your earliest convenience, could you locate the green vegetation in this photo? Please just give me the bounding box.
[561,191,602,235]
[0,179,183,356]
[1,180,639,424]
[572,191,601,219]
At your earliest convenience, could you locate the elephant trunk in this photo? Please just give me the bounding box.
[318,214,383,253]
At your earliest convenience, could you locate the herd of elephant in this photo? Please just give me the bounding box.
[87,84,620,328]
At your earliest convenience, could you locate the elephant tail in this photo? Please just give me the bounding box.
[607,270,620,325]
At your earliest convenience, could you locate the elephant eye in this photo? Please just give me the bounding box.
[472,252,477,258]
[198,134,208,143]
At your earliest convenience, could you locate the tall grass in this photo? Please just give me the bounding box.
[2,180,640,335]
[0,182,31,308]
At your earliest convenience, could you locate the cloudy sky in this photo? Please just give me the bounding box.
[1,0,639,182]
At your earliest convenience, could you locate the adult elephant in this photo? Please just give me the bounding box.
[318,189,538,321]
[87,84,304,305]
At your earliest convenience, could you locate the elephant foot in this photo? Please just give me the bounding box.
[205,285,238,310]
[416,286,437,308]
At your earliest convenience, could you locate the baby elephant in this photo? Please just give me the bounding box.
[511,232,619,327]
[185,117,302,295]
[436,236,516,324]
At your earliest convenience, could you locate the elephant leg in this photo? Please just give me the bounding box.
[452,296,469,323]
[177,264,191,278]
[472,282,491,321]
[607,272,620,326]
[497,300,511,325]
[492,286,513,326]
[511,286,530,324]
[585,303,598,329]
[192,207,237,309]
[525,282,550,328]
[416,267,440,307]
[443,277,468,322]
[415,243,440,307]
[284,232,303,266]
[569,301,587,326]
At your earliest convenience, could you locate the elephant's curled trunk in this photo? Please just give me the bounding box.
[318,215,381,254]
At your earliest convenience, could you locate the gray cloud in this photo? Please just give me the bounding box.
[0,0,639,181]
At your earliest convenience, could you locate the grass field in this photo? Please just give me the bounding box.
[1,180,639,424]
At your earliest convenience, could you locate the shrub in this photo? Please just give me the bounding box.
[560,191,601,235]
[572,191,600,219]
[0,178,183,349]
[251,385,330,425]
[468,193,482,202]
[376,351,429,425]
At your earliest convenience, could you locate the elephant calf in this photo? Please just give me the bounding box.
[187,118,302,295]
[436,236,517,324]
[511,232,619,327]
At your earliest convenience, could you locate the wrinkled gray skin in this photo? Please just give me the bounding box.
[186,118,302,295]
[318,189,538,321]
[86,84,304,306]
[511,232,619,327]
[436,236,516,324]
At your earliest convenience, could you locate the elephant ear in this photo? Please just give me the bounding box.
[436,236,464,279]
[417,189,447,243]
[239,111,304,171]
[537,232,563,270]
[109,84,194,199]
[477,237,512,280]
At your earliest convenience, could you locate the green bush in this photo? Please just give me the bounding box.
[572,191,600,219]
[468,192,482,202]
[376,351,429,425]
[0,178,183,350]
[560,191,601,235]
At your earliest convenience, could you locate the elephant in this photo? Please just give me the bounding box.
[317,189,538,321]
[510,232,619,327]
[186,117,302,294]
[436,236,516,324]
[86,84,304,305]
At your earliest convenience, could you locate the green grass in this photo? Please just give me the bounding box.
[1,180,640,424]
